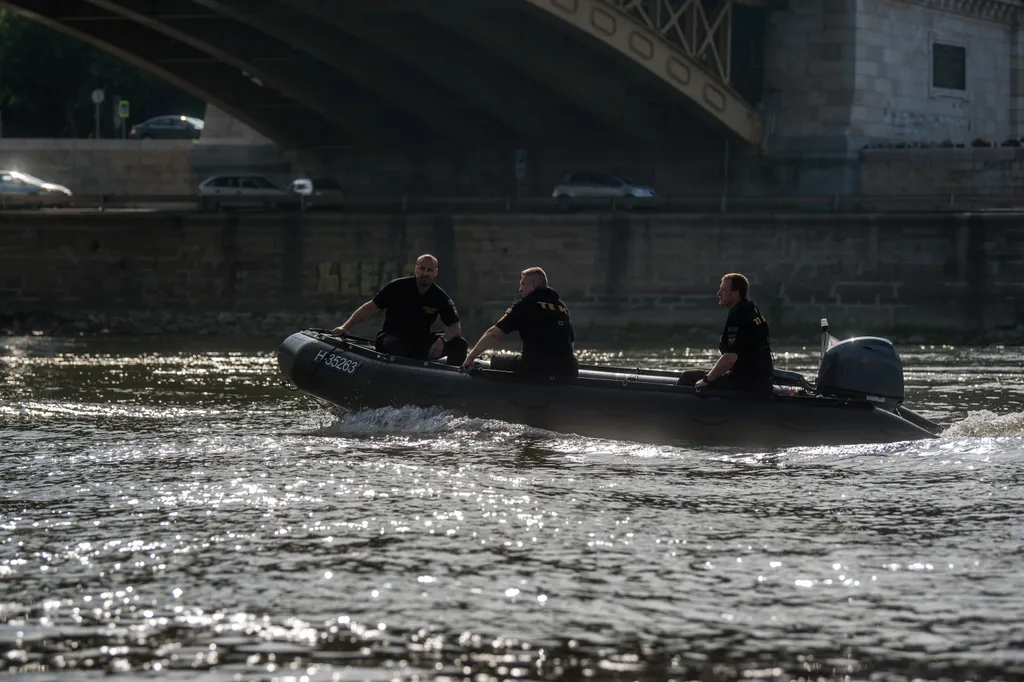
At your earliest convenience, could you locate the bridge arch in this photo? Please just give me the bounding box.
[524,0,763,146]
[3,0,764,149]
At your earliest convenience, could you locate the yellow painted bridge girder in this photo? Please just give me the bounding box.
[525,0,764,147]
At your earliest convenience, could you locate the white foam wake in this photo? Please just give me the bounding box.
[941,409,1024,438]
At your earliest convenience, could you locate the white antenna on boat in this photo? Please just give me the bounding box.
[820,318,829,361]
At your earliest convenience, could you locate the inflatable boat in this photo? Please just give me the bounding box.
[277,325,942,448]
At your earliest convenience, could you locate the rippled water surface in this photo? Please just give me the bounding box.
[2,335,1023,682]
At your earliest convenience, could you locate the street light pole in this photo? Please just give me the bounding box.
[91,89,105,139]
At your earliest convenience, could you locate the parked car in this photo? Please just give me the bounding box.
[551,171,656,210]
[0,170,73,208]
[129,115,204,140]
[290,177,345,209]
[198,175,289,210]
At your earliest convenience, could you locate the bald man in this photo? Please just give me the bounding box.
[332,254,468,366]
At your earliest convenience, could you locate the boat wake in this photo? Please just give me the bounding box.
[940,409,1024,438]
[315,404,456,436]
[314,405,547,441]
[311,405,749,460]
[309,403,1024,461]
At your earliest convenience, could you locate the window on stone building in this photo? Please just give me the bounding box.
[932,42,966,91]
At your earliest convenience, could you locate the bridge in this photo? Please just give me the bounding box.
[0,0,769,151]
[5,0,1020,198]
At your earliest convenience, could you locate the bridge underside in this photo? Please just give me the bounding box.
[1,0,764,152]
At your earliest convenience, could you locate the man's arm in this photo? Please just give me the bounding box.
[700,352,737,385]
[426,322,463,360]
[442,321,463,341]
[462,326,505,367]
[438,293,461,337]
[332,301,379,336]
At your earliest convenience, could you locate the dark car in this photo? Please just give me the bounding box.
[290,177,345,209]
[129,115,204,140]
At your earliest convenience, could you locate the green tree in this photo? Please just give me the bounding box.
[0,9,205,138]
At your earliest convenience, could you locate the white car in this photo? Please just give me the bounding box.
[551,171,656,210]
[0,170,73,208]
[198,174,289,210]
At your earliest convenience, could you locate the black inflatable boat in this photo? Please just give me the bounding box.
[277,324,943,448]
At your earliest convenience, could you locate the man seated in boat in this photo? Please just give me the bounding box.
[461,266,578,379]
[331,254,468,366]
[681,272,774,397]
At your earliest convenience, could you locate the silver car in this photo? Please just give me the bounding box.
[129,115,204,140]
[0,170,73,208]
[198,174,289,210]
[551,171,656,210]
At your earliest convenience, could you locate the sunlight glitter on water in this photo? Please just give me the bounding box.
[2,337,1024,681]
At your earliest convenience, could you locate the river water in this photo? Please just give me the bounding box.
[2,335,1023,682]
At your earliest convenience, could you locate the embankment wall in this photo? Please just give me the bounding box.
[2,211,1021,343]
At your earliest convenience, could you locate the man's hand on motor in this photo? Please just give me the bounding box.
[428,338,445,360]
[331,326,349,337]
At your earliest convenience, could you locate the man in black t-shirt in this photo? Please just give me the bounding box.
[332,254,468,365]
[462,266,577,378]
[684,272,774,397]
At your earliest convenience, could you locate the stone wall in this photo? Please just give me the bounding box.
[762,0,850,146]
[1,211,1021,342]
[197,104,273,144]
[1012,22,1024,136]
[764,0,1015,150]
[860,147,1024,195]
[0,139,197,195]
[187,103,293,185]
[760,0,1017,194]
[850,0,1012,145]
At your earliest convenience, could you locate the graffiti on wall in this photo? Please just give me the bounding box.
[316,261,416,296]
[882,107,971,141]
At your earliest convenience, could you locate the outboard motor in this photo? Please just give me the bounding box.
[815,336,905,407]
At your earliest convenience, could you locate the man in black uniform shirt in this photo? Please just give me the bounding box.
[331,253,468,366]
[461,266,578,378]
[688,272,774,396]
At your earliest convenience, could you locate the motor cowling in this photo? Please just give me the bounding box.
[815,336,905,403]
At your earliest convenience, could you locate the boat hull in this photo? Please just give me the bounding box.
[278,331,938,449]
